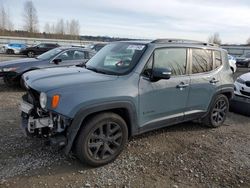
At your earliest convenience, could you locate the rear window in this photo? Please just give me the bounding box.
[192,49,213,74]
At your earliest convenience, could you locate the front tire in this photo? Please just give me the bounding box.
[247,62,250,68]
[202,94,229,128]
[75,112,128,167]
[19,77,26,89]
[3,75,15,86]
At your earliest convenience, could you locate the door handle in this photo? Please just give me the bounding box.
[177,82,189,89]
[210,78,219,84]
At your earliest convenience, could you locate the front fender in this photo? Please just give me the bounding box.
[64,101,138,154]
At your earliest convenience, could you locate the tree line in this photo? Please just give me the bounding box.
[0,1,80,40]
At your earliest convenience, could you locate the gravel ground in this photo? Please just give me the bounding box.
[0,56,250,187]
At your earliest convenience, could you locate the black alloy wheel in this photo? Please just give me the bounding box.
[75,112,128,166]
[211,98,228,126]
[27,51,35,58]
[203,94,229,128]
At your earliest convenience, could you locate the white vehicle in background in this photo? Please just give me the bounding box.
[228,55,237,73]
[234,72,250,99]
[3,43,27,54]
[230,72,250,116]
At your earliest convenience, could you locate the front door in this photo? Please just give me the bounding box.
[139,48,190,130]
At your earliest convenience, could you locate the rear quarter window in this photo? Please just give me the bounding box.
[214,51,222,69]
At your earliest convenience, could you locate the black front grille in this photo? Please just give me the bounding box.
[240,90,250,97]
[27,88,40,106]
[245,81,250,87]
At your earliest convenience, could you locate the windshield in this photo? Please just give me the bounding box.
[36,48,62,60]
[86,43,146,75]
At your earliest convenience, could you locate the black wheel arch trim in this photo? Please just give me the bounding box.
[201,87,234,119]
[63,101,138,154]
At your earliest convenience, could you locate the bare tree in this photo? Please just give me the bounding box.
[208,32,222,45]
[0,5,13,31]
[65,20,70,35]
[247,37,250,45]
[55,19,65,35]
[0,5,7,30]
[23,0,39,33]
[44,22,51,33]
[69,19,80,37]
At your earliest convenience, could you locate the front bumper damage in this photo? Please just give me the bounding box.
[20,90,71,147]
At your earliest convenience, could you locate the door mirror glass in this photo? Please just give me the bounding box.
[53,58,62,65]
[151,67,172,81]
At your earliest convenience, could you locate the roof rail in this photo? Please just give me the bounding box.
[151,38,219,47]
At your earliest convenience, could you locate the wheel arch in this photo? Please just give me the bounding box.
[201,87,234,119]
[64,101,138,154]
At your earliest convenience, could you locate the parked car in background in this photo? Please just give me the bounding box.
[230,72,250,116]
[228,54,237,73]
[236,53,250,68]
[20,39,234,166]
[234,72,250,99]
[0,47,95,87]
[87,43,107,52]
[3,43,27,54]
[21,43,60,58]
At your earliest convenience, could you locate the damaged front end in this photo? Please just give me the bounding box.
[20,88,71,147]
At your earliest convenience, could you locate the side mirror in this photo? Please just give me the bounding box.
[151,68,172,81]
[53,58,62,65]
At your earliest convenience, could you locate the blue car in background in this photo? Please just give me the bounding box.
[3,43,27,54]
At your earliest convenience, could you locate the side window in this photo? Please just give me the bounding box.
[73,51,87,60]
[38,44,46,48]
[154,48,187,76]
[192,49,212,74]
[214,51,222,69]
[57,50,75,61]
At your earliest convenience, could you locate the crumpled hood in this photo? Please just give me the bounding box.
[0,58,39,68]
[23,66,118,92]
[239,72,250,81]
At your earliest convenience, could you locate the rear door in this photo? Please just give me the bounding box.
[184,48,222,120]
[139,48,190,129]
[36,44,48,54]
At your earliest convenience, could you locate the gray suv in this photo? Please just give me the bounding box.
[20,39,234,166]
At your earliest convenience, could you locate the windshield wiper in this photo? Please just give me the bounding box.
[86,66,107,74]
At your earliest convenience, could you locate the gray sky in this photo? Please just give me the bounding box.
[1,0,250,44]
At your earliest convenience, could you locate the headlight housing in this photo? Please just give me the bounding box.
[236,78,245,85]
[3,67,17,72]
[40,92,47,109]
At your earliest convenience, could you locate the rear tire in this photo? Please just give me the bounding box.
[202,94,229,128]
[75,112,128,167]
[27,51,35,58]
[6,49,14,54]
